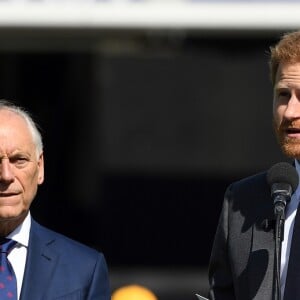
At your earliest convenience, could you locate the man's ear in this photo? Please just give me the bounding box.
[37,152,44,185]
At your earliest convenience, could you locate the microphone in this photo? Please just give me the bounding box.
[267,162,299,216]
[267,162,299,300]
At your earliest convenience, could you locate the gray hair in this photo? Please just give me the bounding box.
[0,99,43,157]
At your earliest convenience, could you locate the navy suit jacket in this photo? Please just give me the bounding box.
[19,219,110,300]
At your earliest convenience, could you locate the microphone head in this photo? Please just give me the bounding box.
[267,162,299,193]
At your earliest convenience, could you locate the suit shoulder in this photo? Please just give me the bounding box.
[230,171,267,194]
[31,220,103,259]
[225,170,272,215]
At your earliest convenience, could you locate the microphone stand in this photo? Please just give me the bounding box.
[267,163,298,300]
[273,199,287,300]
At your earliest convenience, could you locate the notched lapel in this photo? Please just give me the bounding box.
[247,220,275,300]
[20,225,59,300]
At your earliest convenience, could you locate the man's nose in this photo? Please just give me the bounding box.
[284,95,300,120]
[0,158,14,183]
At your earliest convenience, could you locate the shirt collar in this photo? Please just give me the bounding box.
[295,159,300,195]
[7,211,31,248]
[285,160,300,216]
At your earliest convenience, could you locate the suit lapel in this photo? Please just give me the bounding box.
[20,220,58,300]
[248,206,275,300]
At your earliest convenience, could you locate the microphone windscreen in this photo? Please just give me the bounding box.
[267,162,299,193]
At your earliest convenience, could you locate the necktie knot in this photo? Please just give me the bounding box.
[0,239,16,255]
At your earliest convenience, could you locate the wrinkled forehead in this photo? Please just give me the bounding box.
[275,62,300,86]
[0,108,25,122]
[0,109,33,138]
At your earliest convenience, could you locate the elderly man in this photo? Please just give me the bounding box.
[0,100,110,299]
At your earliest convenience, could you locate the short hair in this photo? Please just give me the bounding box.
[269,31,300,86]
[0,99,43,157]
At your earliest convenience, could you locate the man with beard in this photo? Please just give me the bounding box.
[208,31,300,300]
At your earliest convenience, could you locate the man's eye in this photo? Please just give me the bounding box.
[280,92,290,97]
[10,157,29,166]
[277,90,291,99]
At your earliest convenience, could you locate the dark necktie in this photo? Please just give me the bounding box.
[0,239,17,300]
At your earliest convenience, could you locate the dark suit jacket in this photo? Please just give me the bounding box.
[19,219,110,300]
[209,171,276,300]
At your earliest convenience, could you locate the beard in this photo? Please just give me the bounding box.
[274,119,300,159]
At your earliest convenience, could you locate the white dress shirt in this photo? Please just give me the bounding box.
[280,160,300,297]
[6,212,31,300]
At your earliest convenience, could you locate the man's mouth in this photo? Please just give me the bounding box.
[0,193,18,197]
[284,127,300,138]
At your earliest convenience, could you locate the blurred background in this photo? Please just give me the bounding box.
[0,0,297,299]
